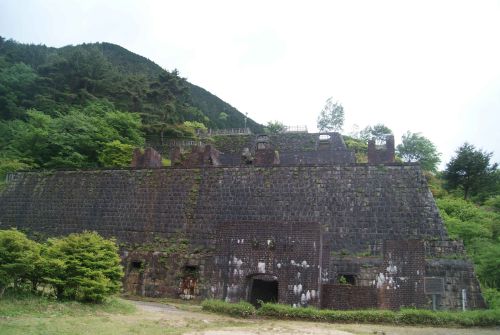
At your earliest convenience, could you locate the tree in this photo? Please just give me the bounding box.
[44,231,123,302]
[0,103,144,170]
[396,131,441,172]
[317,97,344,132]
[359,124,393,144]
[97,140,135,167]
[0,229,41,297]
[0,62,40,120]
[265,120,286,134]
[218,112,228,122]
[443,143,498,200]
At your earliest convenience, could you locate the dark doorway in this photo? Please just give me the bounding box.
[249,278,278,307]
[180,266,199,299]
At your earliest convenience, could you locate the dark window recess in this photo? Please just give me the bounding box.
[337,274,356,285]
[183,265,199,278]
[131,260,143,270]
[249,279,278,307]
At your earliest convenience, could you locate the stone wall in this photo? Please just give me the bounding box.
[426,259,486,310]
[0,164,485,309]
[0,165,446,250]
[368,136,395,164]
[171,132,356,166]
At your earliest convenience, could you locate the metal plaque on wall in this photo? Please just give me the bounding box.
[424,277,444,295]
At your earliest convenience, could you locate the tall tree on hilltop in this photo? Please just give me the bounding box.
[265,120,286,134]
[317,97,344,132]
[396,131,441,172]
[359,124,393,144]
[443,143,498,200]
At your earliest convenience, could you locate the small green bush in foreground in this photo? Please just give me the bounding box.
[0,229,123,303]
[202,300,500,327]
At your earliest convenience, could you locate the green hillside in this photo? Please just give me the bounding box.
[0,37,262,131]
[0,37,262,173]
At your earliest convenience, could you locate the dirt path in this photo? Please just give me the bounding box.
[130,300,500,335]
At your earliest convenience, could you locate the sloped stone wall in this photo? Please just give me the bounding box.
[0,165,446,249]
[0,164,484,309]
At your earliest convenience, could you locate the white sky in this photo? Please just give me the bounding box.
[1,0,499,168]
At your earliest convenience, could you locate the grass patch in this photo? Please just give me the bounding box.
[0,291,135,318]
[202,299,256,317]
[202,300,500,327]
[122,293,202,312]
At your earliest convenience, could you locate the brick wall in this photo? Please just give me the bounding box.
[321,285,378,309]
[211,221,321,306]
[377,240,426,309]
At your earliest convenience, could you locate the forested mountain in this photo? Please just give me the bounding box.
[0,37,262,132]
[0,37,262,174]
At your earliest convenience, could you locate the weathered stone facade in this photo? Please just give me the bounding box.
[0,132,486,310]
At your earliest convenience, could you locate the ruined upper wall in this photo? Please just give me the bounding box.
[210,132,349,154]
[0,164,446,252]
[368,135,395,164]
[208,132,356,166]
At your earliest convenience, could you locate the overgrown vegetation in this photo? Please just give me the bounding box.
[0,37,262,177]
[0,229,123,303]
[202,300,500,327]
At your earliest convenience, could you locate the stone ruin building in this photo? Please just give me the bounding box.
[0,131,486,310]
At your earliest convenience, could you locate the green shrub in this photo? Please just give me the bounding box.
[201,299,255,317]
[44,231,123,303]
[97,140,135,167]
[397,308,445,325]
[258,303,395,324]
[208,301,500,327]
[483,288,500,309]
[0,229,41,297]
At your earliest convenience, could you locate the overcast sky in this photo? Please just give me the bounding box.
[1,0,499,167]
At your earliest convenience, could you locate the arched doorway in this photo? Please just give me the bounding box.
[247,274,279,307]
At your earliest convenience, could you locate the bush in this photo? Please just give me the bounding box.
[483,288,500,309]
[201,299,255,317]
[97,140,135,167]
[397,308,445,326]
[44,231,123,303]
[0,229,41,297]
[258,303,394,323]
[0,229,125,303]
[203,300,500,327]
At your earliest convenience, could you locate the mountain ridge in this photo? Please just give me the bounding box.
[0,37,263,133]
